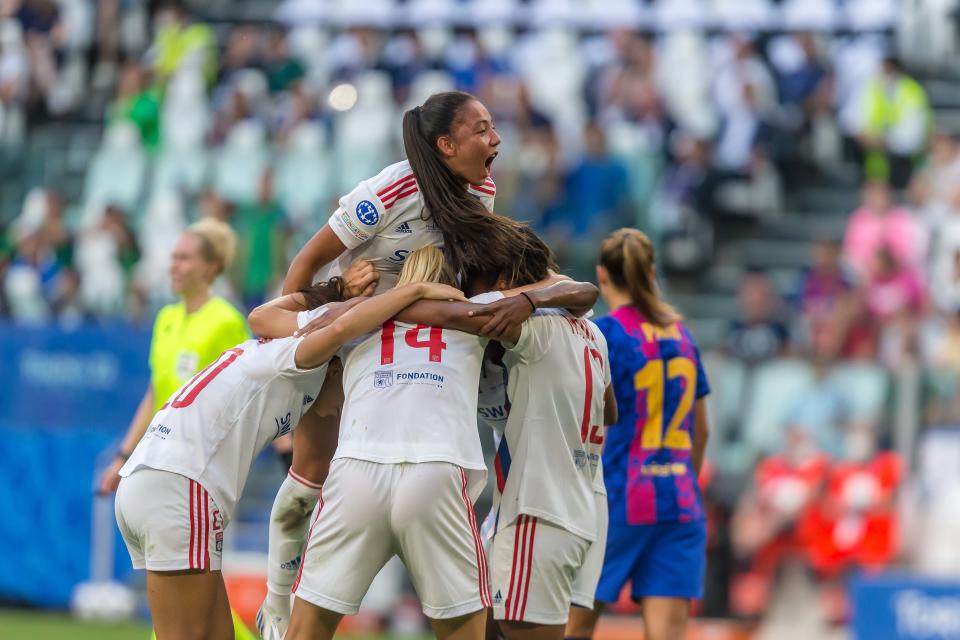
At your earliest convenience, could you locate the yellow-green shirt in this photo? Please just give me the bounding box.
[148,297,249,412]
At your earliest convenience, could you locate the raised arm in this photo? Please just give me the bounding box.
[295,283,466,368]
[253,260,378,338]
[248,292,310,338]
[512,279,599,317]
[468,279,600,340]
[283,225,347,294]
[394,299,522,343]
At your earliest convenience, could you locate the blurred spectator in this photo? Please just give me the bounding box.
[216,24,263,97]
[865,246,926,323]
[726,270,790,365]
[543,121,629,237]
[74,203,139,317]
[931,247,960,315]
[867,246,927,368]
[108,60,160,151]
[776,33,828,117]
[2,187,71,320]
[843,181,926,279]
[230,171,288,310]
[150,0,217,86]
[859,55,930,189]
[0,19,28,142]
[263,27,303,94]
[795,238,856,324]
[909,131,960,233]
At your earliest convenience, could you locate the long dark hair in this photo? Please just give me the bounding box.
[466,226,558,291]
[297,276,345,310]
[402,91,527,275]
[599,228,681,328]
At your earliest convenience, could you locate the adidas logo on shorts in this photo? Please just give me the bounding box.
[394,222,413,234]
[493,590,502,605]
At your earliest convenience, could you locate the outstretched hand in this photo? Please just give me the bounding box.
[467,294,534,340]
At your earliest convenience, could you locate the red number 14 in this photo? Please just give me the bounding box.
[380,321,447,364]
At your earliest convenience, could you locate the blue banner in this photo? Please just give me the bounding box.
[0,322,151,607]
[0,321,151,430]
[852,572,960,640]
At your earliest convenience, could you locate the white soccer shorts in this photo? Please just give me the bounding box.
[293,458,490,619]
[490,514,591,625]
[571,492,608,610]
[115,468,224,571]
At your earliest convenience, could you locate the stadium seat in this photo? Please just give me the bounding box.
[333,71,397,194]
[287,25,333,88]
[827,362,889,423]
[212,120,271,206]
[3,264,49,322]
[275,122,334,228]
[404,70,455,110]
[151,147,210,200]
[780,0,838,31]
[135,192,186,302]
[702,351,755,476]
[83,122,148,214]
[162,71,211,151]
[845,0,898,31]
[652,0,707,30]
[656,31,718,138]
[75,227,125,316]
[711,0,775,31]
[742,359,816,457]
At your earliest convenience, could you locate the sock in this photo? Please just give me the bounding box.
[265,469,321,614]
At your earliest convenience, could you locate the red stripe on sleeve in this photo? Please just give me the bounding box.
[383,186,419,210]
[377,173,416,198]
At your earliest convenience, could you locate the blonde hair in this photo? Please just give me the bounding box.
[185,218,237,276]
[396,246,457,287]
[599,228,681,328]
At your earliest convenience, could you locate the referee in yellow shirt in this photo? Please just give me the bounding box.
[98,217,248,491]
[98,218,255,639]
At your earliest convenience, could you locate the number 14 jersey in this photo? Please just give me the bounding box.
[333,293,502,500]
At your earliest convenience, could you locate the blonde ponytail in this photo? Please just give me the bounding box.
[600,228,681,328]
[396,246,457,287]
[186,218,237,276]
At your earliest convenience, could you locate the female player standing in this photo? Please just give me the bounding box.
[97,218,248,493]
[565,228,711,640]
[114,278,463,640]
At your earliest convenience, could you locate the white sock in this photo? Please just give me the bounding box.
[265,469,321,614]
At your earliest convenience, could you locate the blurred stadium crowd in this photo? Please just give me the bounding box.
[2,0,960,628]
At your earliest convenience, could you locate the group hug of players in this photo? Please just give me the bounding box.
[108,91,711,640]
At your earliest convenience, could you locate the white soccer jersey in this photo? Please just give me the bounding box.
[120,338,329,525]
[331,292,501,499]
[478,361,509,436]
[496,315,611,541]
[326,159,496,292]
